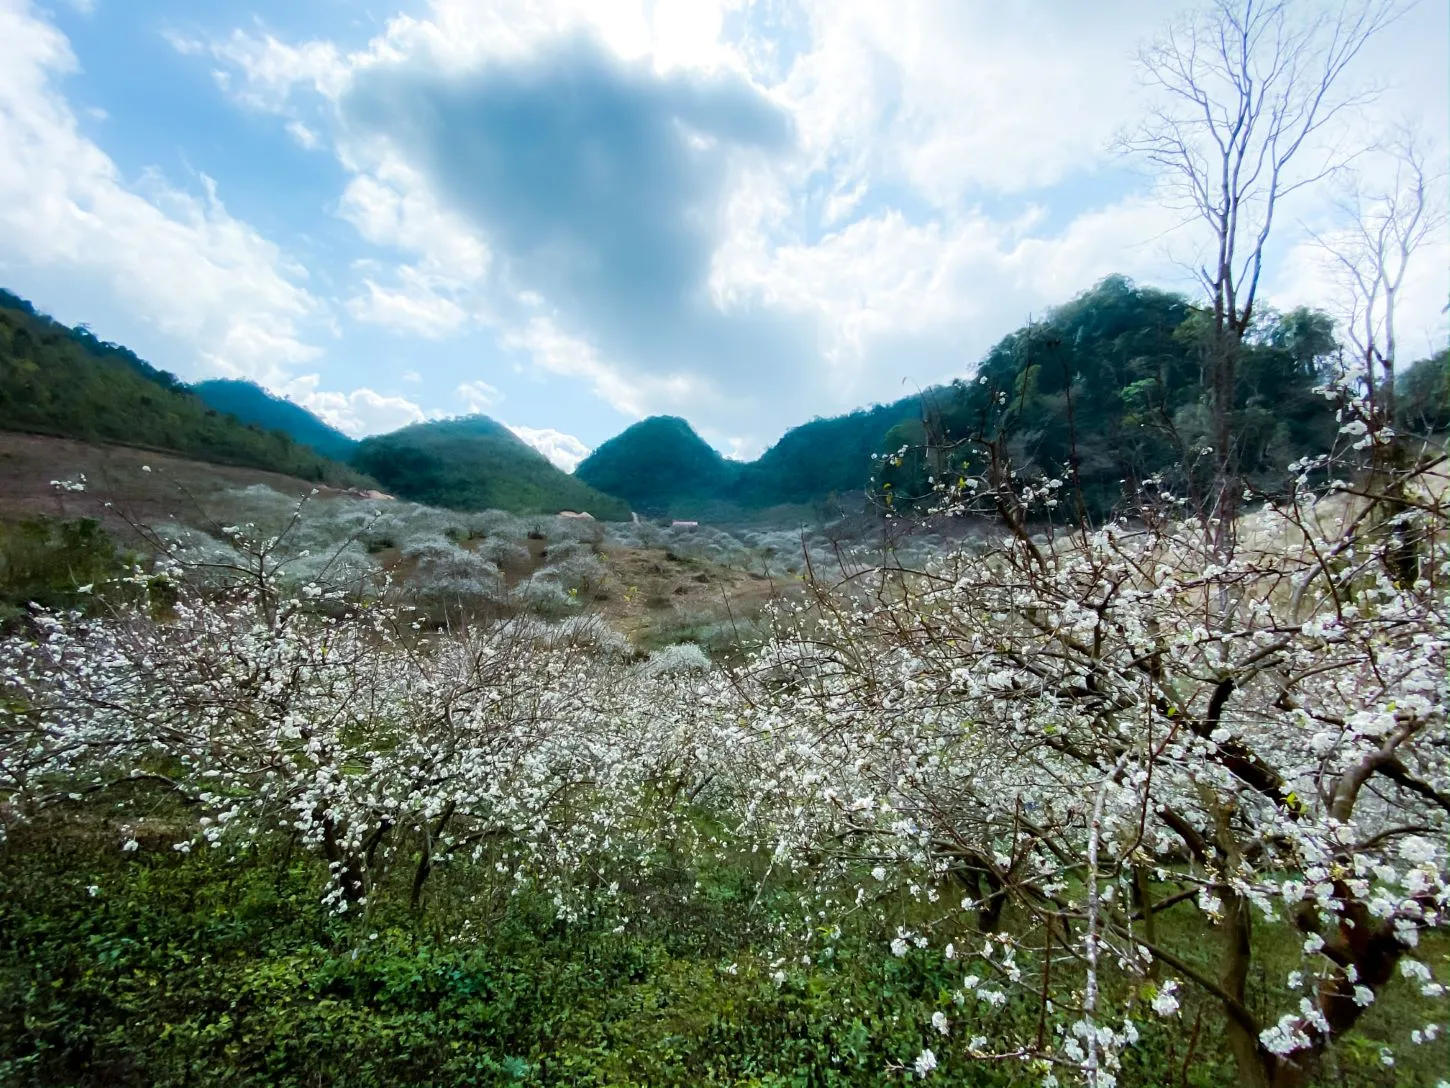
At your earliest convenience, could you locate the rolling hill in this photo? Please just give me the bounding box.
[573,402,926,520]
[0,289,367,487]
[574,416,736,516]
[353,415,631,519]
[192,379,359,461]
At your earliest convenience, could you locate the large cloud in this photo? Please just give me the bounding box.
[0,0,322,384]
[124,1,1450,450]
[337,34,821,431]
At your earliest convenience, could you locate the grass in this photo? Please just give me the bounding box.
[1,798,1444,1087]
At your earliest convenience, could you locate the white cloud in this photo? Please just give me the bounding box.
[183,0,1449,442]
[285,375,430,437]
[780,0,1151,201]
[457,379,501,413]
[285,119,319,149]
[347,273,469,337]
[334,155,492,336]
[508,424,591,471]
[0,2,321,385]
[499,314,713,422]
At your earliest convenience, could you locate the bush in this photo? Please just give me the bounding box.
[0,517,130,621]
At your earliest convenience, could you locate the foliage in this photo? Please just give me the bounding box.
[577,278,1346,524]
[877,276,1340,519]
[353,416,630,520]
[0,289,365,486]
[192,379,360,462]
[0,517,131,624]
[1398,349,1449,435]
[732,369,1449,1086]
[1,323,1447,1088]
[739,399,923,508]
[0,835,1053,1088]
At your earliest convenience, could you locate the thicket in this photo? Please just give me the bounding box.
[1,349,1446,1085]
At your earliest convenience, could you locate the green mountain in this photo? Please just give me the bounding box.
[737,398,922,508]
[1398,348,1449,434]
[575,276,1372,521]
[574,416,735,516]
[192,379,359,461]
[353,415,631,519]
[574,400,925,519]
[0,289,367,486]
[876,274,1342,514]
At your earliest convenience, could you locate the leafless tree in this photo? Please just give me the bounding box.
[1122,0,1401,543]
[1314,128,1447,437]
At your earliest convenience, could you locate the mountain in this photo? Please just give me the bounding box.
[736,398,923,508]
[573,401,926,519]
[574,416,736,516]
[577,276,1361,521]
[192,379,358,461]
[874,274,1342,515]
[353,415,631,519]
[0,289,367,487]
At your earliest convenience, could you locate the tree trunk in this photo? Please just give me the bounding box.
[1220,887,1271,1088]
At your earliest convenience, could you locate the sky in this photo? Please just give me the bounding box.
[1,0,1446,469]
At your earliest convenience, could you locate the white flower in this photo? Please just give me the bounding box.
[86,885,100,897]
[890,937,910,957]
[872,866,887,882]
[1260,1015,1311,1056]
[1151,980,1181,1017]
[913,1048,938,1076]
[931,1011,950,1036]
[1352,986,1374,1007]
[1398,837,1438,866]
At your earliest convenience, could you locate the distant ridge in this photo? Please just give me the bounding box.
[573,400,922,519]
[0,288,367,486]
[353,415,631,519]
[192,379,359,461]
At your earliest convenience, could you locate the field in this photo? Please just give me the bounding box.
[1,437,1447,1088]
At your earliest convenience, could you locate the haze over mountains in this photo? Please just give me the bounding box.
[2,281,1446,524]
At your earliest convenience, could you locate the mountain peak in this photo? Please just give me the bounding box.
[575,415,731,516]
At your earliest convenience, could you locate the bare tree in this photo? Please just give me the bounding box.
[1122,0,1400,543]
[1314,128,1447,438]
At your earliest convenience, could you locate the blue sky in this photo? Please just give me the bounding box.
[1,0,1446,468]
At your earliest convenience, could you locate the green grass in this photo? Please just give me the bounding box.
[0,804,1443,1087]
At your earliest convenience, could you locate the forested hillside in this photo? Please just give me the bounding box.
[0,290,366,486]
[574,415,735,516]
[580,275,1446,521]
[192,379,359,461]
[354,415,631,518]
[574,401,923,518]
[876,275,1346,515]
